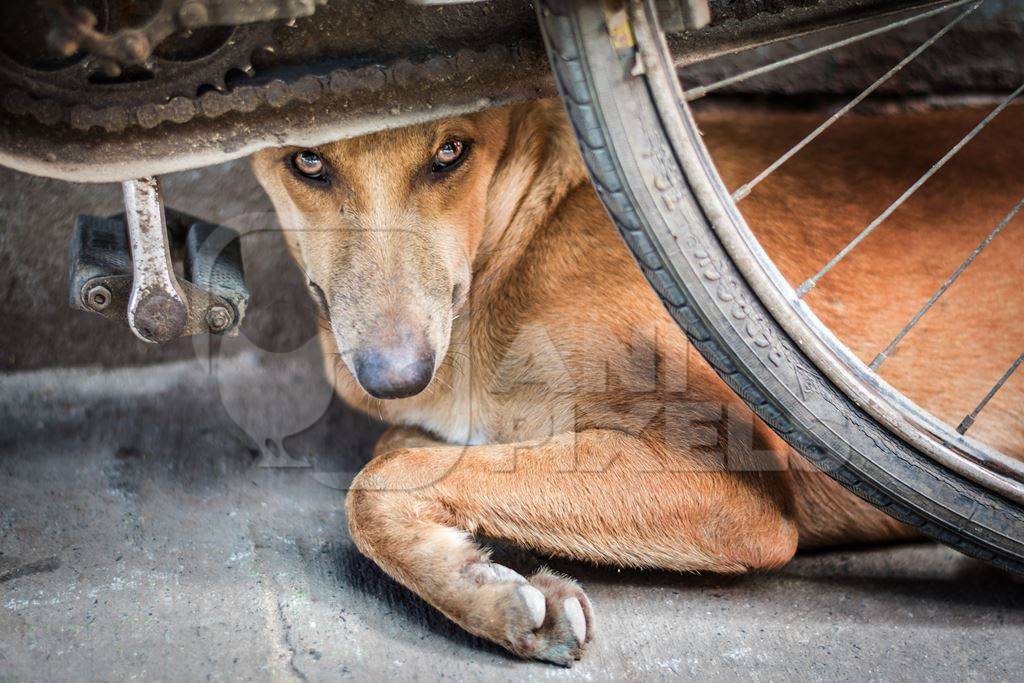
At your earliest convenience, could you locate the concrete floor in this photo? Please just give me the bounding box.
[2,355,1022,682]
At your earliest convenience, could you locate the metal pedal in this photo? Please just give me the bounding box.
[69,180,249,341]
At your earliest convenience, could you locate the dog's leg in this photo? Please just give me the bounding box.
[346,428,797,664]
[371,425,442,457]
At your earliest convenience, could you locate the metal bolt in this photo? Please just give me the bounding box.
[134,292,187,343]
[206,305,233,333]
[84,284,112,311]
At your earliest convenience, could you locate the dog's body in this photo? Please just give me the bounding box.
[252,99,1022,664]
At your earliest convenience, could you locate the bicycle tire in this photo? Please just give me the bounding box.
[535,0,1024,572]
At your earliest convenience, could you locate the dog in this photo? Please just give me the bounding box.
[251,98,1022,665]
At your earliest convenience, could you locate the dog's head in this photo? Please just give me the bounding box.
[251,108,516,400]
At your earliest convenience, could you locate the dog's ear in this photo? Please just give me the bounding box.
[481,99,587,260]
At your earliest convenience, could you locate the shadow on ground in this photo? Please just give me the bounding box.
[1,347,1021,681]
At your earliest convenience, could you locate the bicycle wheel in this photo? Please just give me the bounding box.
[536,0,1024,571]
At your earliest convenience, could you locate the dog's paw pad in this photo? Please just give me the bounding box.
[507,570,594,666]
[458,561,593,666]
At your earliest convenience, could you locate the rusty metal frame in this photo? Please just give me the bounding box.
[0,0,955,183]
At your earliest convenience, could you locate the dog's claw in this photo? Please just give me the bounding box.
[563,597,587,644]
[459,560,593,665]
[518,584,547,629]
[510,570,593,665]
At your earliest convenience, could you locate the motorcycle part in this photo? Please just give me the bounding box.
[0,2,279,129]
[123,177,188,342]
[69,197,249,340]
[45,0,323,75]
[5,0,1009,182]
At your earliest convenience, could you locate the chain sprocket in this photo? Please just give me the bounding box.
[0,1,278,131]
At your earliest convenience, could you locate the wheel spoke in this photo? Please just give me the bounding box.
[870,195,1024,370]
[731,0,982,204]
[683,0,972,102]
[795,79,1024,298]
[957,353,1024,434]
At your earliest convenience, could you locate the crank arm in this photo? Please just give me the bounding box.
[69,177,249,341]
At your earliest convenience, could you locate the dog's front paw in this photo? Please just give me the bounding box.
[508,569,593,666]
[460,561,593,666]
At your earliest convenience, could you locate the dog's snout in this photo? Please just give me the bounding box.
[353,346,436,399]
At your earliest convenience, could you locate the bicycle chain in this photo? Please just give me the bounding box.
[1,40,530,133]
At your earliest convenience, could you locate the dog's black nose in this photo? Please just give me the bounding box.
[353,347,435,399]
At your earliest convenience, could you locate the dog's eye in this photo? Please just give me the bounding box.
[292,150,326,179]
[432,139,467,173]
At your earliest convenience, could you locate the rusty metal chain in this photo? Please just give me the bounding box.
[1,40,530,133]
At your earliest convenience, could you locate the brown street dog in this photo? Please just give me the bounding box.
[251,98,1023,665]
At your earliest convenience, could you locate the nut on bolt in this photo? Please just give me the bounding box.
[206,305,233,333]
[84,284,112,311]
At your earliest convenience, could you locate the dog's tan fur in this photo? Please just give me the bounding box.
[251,99,1022,664]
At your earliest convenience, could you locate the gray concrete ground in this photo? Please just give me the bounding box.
[2,356,1022,682]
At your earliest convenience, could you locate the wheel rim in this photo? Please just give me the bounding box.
[627,0,1024,502]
